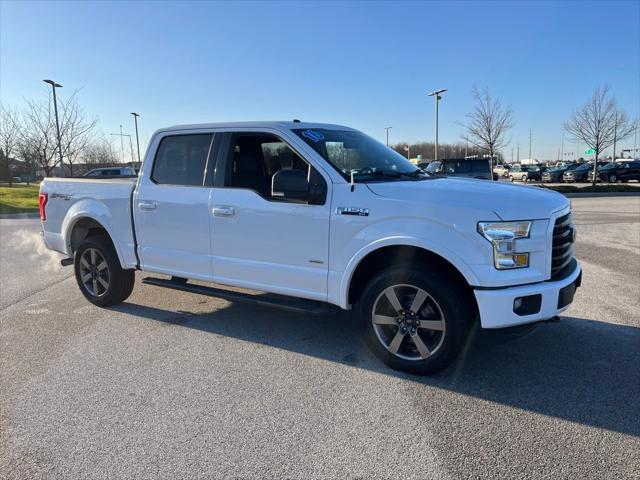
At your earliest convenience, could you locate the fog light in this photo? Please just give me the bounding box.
[513,294,542,316]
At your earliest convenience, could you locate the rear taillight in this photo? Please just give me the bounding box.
[39,193,48,221]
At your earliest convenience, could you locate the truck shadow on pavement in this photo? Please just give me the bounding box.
[113,300,640,438]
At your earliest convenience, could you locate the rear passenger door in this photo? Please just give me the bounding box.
[209,131,331,301]
[134,132,217,280]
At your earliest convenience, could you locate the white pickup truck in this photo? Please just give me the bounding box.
[40,121,581,374]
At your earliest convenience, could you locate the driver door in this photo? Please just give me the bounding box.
[209,132,331,301]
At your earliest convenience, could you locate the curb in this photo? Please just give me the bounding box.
[0,212,40,219]
[562,192,640,198]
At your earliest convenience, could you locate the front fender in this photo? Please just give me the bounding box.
[332,217,488,309]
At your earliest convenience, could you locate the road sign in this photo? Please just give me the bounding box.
[584,148,595,154]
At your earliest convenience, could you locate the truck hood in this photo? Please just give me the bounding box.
[366,177,569,220]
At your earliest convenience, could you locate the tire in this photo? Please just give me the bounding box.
[355,264,475,374]
[509,175,514,182]
[609,174,617,183]
[74,234,135,307]
[522,174,528,182]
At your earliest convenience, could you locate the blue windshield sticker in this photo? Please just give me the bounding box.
[301,129,324,142]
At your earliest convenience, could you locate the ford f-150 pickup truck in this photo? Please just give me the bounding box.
[40,121,581,374]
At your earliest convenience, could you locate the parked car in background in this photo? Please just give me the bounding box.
[508,164,536,182]
[587,162,615,183]
[563,162,608,183]
[493,164,511,178]
[541,163,581,182]
[595,160,640,183]
[525,166,546,182]
[426,158,492,180]
[83,167,137,178]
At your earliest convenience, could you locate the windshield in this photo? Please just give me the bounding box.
[426,161,441,173]
[293,128,426,182]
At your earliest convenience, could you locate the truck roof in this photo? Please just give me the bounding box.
[155,121,357,134]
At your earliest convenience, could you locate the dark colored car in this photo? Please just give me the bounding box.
[564,162,609,183]
[586,162,615,182]
[541,163,580,182]
[595,161,640,183]
[426,158,494,180]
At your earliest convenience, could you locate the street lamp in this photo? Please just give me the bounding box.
[384,126,392,146]
[43,79,64,176]
[131,112,141,166]
[427,88,447,161]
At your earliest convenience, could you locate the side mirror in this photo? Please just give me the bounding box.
[272,169,326,204]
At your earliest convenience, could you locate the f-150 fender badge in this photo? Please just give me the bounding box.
[336,207,369,216]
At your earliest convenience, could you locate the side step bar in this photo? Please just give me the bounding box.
[141,276,340,316]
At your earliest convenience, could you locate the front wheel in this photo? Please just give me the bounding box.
[74,235,135,307]
[609,174,617,183]
[356,265,475,374]
[509,175,514,182]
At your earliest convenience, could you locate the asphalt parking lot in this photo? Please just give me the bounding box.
[1,196,639,479]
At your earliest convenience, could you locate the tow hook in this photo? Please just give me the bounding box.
[60,257,74,267]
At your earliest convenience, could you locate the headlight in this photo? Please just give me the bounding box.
[477,221,532,269]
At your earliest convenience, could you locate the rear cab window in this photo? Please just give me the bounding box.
[151,134,213,186]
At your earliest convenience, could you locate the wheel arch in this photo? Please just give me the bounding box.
[63,209,126,268]
[341,240,480,309]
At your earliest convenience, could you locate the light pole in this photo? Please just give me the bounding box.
[384,126,392,147]
[427,88,447,161]
[43,79,64,176]
[110,126,127,163]
[131,112,141,166]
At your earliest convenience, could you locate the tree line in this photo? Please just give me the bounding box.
[396,85,635,184]
[2,83,636,187]
[0,91,121,185]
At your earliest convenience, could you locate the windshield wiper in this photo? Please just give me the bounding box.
[369,169,426,179]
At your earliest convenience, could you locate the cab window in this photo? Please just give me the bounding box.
[223,133,326,204]
[151,134,213,186]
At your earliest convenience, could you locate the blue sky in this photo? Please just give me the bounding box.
[1,0,639,161]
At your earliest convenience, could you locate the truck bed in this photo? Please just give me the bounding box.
[40,177,138,267]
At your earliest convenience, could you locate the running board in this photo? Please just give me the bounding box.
[141,277,339,316]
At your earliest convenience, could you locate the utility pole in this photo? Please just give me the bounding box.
[560,130,564,163]
[110,126,127,163]
[516,140,520,163]
[131,112,141,166]
[384,126,392,147]
[43,79,64,176]
[427,88,447,160]
[612,112,618,161]
[528,129,532,161]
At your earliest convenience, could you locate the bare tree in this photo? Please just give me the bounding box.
[18,91,97,177]
[0,105,22,186]
[59,92,97,176]
[83,139,119,167]
[19,97,60,177]
[564,84,637,185]
[461,87,514,179]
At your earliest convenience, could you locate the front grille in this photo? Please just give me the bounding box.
[551,212,574,277]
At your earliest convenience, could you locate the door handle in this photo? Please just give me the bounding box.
[138,201,157,211]
[212,205,235,217]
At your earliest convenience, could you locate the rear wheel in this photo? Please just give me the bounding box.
[509,175,514,182]
[522,174,528,182]
[609,174,618,183]
[356,265,474,374]
[74,235,135,307]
